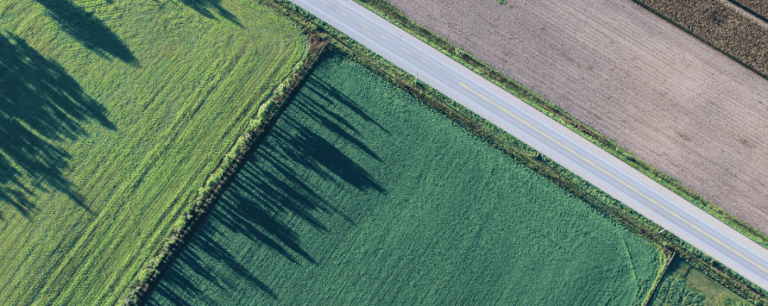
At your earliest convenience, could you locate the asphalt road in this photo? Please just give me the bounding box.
[292,0,768,291]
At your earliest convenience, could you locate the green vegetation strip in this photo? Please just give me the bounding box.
[149,51,660,306]
[642,251,676,306]
[123,34,329,305]
[351,0,768,256]
[0,0,304,304]
[326,0,768,300]
[629,0,768,79]
[269,0,768,303]
[648,258,751,306]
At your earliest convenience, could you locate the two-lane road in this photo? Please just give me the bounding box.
[292,0,768,291]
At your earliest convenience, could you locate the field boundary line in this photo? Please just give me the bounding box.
[278,0,768,303]
[345,0,768,256]
[642,251,676,306]
[629,0,768,80]
[122,31,330,306]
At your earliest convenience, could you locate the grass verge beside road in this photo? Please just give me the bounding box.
[351,0,768,257]
[149,50,661,306]
[272,0,768,303]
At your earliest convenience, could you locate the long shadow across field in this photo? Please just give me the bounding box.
[148,72,387,304]
[177,0,243,27]
[33,0,138,65]
[0,33,113,218]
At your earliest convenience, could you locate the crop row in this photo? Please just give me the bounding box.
[149,49,662,305]
[350,0,768,262]
[731,0,768,21]
[275,0,768,304]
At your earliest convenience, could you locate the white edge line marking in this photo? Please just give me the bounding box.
[305,0,768,285]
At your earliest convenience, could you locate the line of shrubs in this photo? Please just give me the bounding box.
[352,0,768,258]
[121,0,768,303]
[119,28,330,306]
[353,0,768,296]
[276,0,768,304]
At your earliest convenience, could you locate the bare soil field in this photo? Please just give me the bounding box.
[633,0,768,77]
[384,0,768,234]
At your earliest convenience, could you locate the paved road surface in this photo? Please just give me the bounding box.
[292,0,768,291]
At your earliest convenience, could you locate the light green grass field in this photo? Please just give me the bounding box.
[649,258,751,306]
[148,52,661,305]
[0,0,304,304]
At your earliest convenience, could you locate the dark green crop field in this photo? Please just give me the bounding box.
[149,53,661,305]
[0,0,304,304]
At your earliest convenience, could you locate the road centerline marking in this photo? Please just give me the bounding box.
[422,59,429,65]
[360,23,368,29]
[321,0,329,5]
[341,12,349,17]
[380,35,388,41]
[301,0,768,283]
[459,81,768,275]
[401,47,409,53]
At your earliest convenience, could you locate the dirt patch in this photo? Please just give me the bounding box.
[308,33,328,55]
[385,0,768,234]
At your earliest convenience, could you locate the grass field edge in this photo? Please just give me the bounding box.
[274,0,768,304]
[348,0,768,256]
[118,31,329,306]
[642,248,676,306]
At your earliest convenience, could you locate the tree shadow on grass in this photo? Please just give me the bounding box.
[305,77,390,135]
[34,0,139,65]
[178,0,243,27]
[148,71,389,304]
[0,33,114,219]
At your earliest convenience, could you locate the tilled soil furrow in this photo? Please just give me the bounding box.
[386,0,768,233]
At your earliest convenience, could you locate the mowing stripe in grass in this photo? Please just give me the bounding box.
[0,0,305,304]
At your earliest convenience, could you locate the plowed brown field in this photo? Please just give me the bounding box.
[385,0,768,234]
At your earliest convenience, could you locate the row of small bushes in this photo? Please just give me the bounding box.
[120,0,768,303]
[352,0,768,255]
[273,0,768,304]
[118,28,329,305]
[355,0,768,293]
[642,250,677,306]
